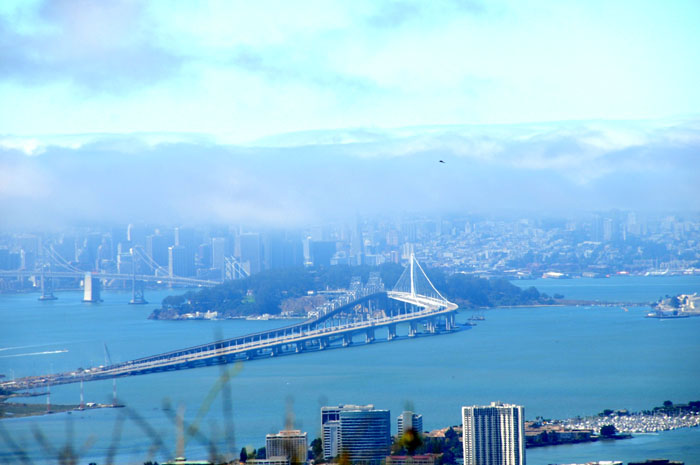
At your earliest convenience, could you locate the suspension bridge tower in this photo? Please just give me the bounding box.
[128,248,148,305]
[38,256,57,301]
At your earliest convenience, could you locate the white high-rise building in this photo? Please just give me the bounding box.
[397,411,423,437]
[462,402,525,465]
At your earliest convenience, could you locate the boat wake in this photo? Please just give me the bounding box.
[0,349,68,358]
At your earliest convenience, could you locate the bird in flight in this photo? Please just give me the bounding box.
[439,160,446,163]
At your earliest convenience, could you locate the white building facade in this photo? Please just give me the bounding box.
[462,402,525,465]
[265,430,308,465]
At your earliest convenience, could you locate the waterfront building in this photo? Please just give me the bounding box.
[265,429,307,465]
[385,455,437,465]
[397,411,423,437]
[162,458,212,465]
[321,404,390,465]
[247,457,290,465]
[462,402,525,465]
[628,460,684,465]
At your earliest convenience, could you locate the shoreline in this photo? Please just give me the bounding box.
[0,398,123,420]
[150,301,654,321]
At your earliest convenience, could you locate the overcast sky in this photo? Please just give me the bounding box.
[1,0,699,227]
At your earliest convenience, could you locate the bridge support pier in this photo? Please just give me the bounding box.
[387,324,397,341]
[296,342,304,353]
[39,268,57,301]
[129,280,147,305]
[318,338,329,350]
[365,328,375,343]
[408,322,418,337]
[445,312,455,331]
[342,334,352,347]
[82,272,103,303]
[270,346,280,357]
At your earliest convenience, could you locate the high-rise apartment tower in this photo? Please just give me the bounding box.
[462,402,525,465]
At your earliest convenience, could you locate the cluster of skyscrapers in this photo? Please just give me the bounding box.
[321,404,392,464]
[1,210,697,291]
[247,402,524,465]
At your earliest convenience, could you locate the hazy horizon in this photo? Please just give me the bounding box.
[2,117,699,229]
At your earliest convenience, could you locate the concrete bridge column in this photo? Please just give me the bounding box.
[319,337,329,350]
[428,318,438,334]
[342,334,352,347]
[408,322,418,337]
[270,346,280,357]
[445,312,455,331]
[82,272,103,303]
[296,342,304,353]
[387,324,397,341]
[366,328,375,343]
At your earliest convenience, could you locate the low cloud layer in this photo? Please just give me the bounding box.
[1,120,698,229]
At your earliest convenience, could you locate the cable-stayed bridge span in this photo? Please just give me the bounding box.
[2,255,459,392]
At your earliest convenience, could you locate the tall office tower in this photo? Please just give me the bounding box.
[321,404,390,465]
[168,245,187,277]
[397,411,423,437]
[55,235,77,263]
[462,402,525,465]
[310,241,336,267]
[266,430,308,465]
[174,227,196,276]
[197,243,212,268]
[351,217,364,266]
[239,233,262,274]
[0,248,9,270]
[263,233,304,270]
[127,224,146,247]
[211,237,227,271]
[146,234,170,267]
[264,232,286,270]
[110,226,127,258]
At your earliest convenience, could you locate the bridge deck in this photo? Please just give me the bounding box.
[2,292,458,391]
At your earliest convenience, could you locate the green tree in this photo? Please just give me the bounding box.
[240,447,248,462]
[311,437,325,463]
[398,428,423,455]
[600,424,616,437]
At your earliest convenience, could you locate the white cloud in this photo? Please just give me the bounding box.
[1,119,697,229]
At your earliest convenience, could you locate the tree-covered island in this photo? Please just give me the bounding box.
[150,264,552,320]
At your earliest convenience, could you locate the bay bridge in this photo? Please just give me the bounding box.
[1,255,459,392]
[0,244,238,303]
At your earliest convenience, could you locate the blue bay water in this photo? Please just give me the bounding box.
[0,276,699,464]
